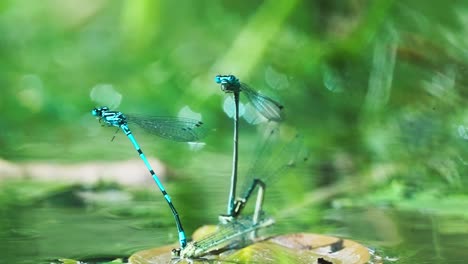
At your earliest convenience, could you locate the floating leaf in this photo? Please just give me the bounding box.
[129,226,370,264]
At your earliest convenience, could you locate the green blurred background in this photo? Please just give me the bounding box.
[0,0,467,263]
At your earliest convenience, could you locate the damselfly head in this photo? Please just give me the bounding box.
[215,74,239,84]
[215,74,241,93]
[214,75,223,84]
[91,106,109,117]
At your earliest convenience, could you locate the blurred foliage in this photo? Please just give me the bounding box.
[0,0,466,192]
[0,0,467,262]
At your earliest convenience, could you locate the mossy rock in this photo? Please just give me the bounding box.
[129,225,370,264]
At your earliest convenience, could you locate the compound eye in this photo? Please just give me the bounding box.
[214,75,221,83]
[228,75,235,82]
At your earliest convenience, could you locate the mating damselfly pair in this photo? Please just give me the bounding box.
[174,126,307,260]
[91,74,306,260]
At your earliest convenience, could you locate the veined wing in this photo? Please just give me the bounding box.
[126,114,205,142]
[240,82,284,122]
[241,128,308,198]
[182,217,274,258]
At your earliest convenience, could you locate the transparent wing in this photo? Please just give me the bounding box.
[240,82,284,122]
[126,114,205,142]
[191,217,273,252]
[240,127,308,198]
[223,96,246,119]
[191,219,250,250]
[243,127,281,186]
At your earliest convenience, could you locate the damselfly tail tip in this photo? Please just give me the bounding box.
[171,248,181,257]
[218,214,236,224]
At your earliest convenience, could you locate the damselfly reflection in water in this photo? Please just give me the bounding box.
[91,106,206,249]
[215,74,284,218]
